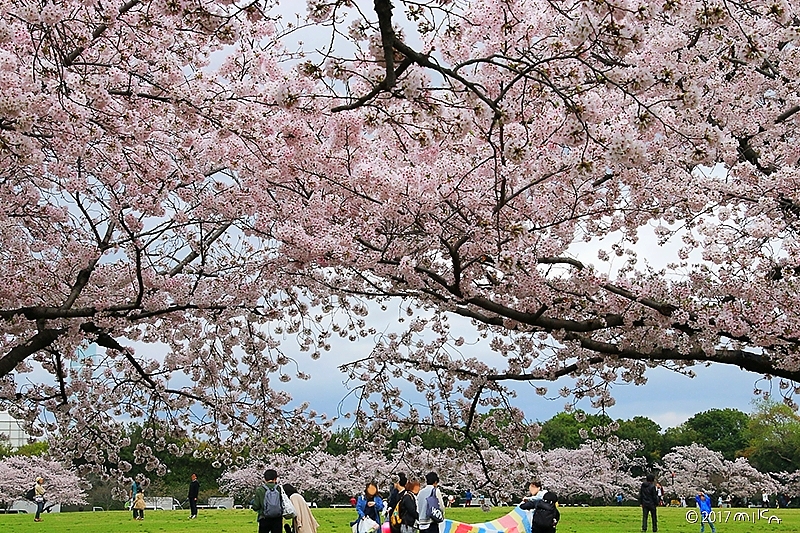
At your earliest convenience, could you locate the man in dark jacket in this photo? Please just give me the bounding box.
[188,473,200,519]
[639,474,658,532]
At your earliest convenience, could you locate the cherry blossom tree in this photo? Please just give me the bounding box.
[1,0,800,489]
[220,439,643,503]
[661,443,777,498]
[770,470,800,498]
[0,455,89,506]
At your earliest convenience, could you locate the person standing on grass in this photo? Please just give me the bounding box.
[33,476,45,522]
[522,480,545,503]
[387,473,408,518]
[129,478,142,519]
[524,491,560,533]
[696,491,716,533]
[188,472,200,519]
[639,473,658,533]
[253,468,285,533]
[417,472,445,533]
[283,484,319,533]
[399,479,421,533]
[133,492,146,520]
[356,481,385,527]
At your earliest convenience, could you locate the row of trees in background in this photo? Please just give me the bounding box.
[328,402,800,474]
[217,440,784,507]
[3,401,800,508]
[0,424,225,510]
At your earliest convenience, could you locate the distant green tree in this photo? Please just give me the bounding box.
[538,411,612,450]
[744,400,800,472]
[683,408,749,460]
[0,435,11,459]
[322,428,355,456]
[616,416,663,463]
[116,423,225,504]
[13,441,49,457]
[660,424,698,458]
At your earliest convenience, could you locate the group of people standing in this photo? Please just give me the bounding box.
[127,472,200,521]
[252,468,320,533]
[383,472,445,533]
[351,473,559,533]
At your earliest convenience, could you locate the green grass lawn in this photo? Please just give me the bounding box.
[1,506,797,533]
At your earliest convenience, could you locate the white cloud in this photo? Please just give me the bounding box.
[650,411,692,429]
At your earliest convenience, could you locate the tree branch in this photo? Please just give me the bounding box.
[374,0,396,87]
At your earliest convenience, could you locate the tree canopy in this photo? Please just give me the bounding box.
[745,400,800,472]
[1,0,800,485]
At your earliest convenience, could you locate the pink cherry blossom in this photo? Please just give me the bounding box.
[0,0,798,486]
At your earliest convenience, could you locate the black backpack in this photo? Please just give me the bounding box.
[532,500,558,532]
[25,487,36,501]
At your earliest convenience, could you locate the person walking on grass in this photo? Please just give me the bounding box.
[387,473,408,518]
[398,479,420,533]
[417,472,445,533]
[283,484,318,533]
[639,473,658,532]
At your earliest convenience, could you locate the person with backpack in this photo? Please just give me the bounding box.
[521,491,559,533]
[387,473,408,519]
[253,469,287,533]
[397,478,420,533]
[389,483,406,533]
[639,473,659,532]
[31,477,46,522]
[417,472,444,533]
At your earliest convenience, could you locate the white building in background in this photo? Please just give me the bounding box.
[0,410,31,449]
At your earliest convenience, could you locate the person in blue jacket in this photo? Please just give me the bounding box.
[695,491,716,533]
[355,482,385,530]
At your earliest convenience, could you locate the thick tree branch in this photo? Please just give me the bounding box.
[374,0,396,87]
[0,328,63,377]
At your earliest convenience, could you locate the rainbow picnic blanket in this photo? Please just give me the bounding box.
[439,506,532,533]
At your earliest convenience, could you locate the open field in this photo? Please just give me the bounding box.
[1,506,797,533]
